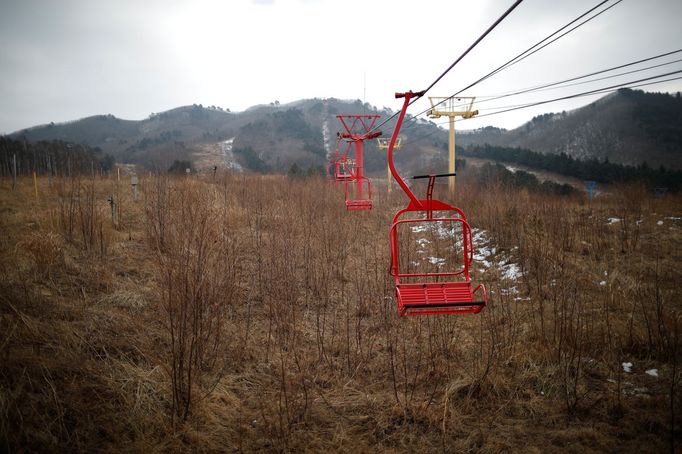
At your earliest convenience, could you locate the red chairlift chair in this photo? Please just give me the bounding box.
[344,175,372,210]
[331,137,355,183]
[386,91,487,316]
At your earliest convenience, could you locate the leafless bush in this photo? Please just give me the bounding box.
[57,175,108,255]
[4,170,680,451]
[146,177,240,422]
[17,231,64,277]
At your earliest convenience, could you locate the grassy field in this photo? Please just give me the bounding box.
[0,172,680,452]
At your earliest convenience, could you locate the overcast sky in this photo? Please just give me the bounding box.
[1,0,681,134]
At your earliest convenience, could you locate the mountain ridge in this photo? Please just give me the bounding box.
[458,88,682,170]
[7,89,682,173]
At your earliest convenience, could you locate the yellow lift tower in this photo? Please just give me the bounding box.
[377,136,402,193]
[427,96,478,197]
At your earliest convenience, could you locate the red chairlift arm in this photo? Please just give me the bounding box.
[412,172,457,219]
[388,91,425,208]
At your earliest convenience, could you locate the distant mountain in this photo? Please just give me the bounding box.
[9,99,451,175]
[11,105,240,167]
[8,88,681,174]
[458,88,682,170]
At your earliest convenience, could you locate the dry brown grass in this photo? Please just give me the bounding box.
[0,172,680,452]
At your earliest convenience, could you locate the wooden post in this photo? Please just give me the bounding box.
[131,175,138,200]
[47,155,53,188]
[108,195,118,227]
[115,169,120,229]
[33,171,38,199]
[12,153,17,191]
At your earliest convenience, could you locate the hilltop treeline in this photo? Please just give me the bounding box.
[0,136,115,177]
[462,144,682,191]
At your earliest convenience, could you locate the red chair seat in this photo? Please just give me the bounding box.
[346,200,372,210]
[396,281,485,316]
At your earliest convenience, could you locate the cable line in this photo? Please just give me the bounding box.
[368,0,525,134]
[405,0,623,127]
[405,72,682,144]
[473,71,682,118]
[429,50,682,112]
[419,0,525,98]
[481,0,625,84]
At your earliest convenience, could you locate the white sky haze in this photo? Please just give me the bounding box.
[1,0,681,134]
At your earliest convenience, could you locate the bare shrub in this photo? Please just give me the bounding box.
[17,231,64,276]
[57,175,109,255]
[146,177,239,422]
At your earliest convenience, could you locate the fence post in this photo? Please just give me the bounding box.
[12,154,17,191]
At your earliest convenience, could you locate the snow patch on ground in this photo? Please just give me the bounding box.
[472,228,522,281]
[471,228,527,302]
[645,369,658,377]
[607,217,621,224]
[501,263,523,281]
[434,224,456,238]
[500,286,519,295]
[622,362,633,373]
[472,228,488,246]
[427,256,446,266]
[408,225,526,297]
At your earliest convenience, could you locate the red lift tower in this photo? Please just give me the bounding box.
[336,114,381,210]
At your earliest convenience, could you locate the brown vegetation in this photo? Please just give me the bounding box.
[0,171,680,452]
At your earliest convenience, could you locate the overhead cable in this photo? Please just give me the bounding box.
[406,0,624,125]
[368,0,525,134]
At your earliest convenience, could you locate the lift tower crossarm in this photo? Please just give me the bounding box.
[340,130,382,141]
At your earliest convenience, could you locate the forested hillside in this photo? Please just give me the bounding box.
[458,88,682,170]
[462,144,682,191]
[7,89,682,179]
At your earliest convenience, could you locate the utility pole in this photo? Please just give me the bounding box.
[427,96,478,197]
[377,136,402,194]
